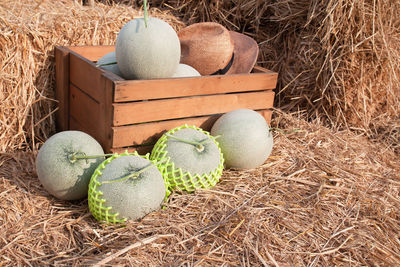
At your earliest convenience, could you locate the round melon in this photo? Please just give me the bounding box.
[97,51,123,77]
[211,109,274,169]
[35,130,105,200]
[88,152,165,223]
[150,125,224,196]
[115,17,180,80]
[172,64,201,78]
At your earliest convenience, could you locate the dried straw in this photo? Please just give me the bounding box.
[0,111,399,266]
[0,0,184,152]
[137,0,400,147]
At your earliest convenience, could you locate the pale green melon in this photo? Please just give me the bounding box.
[97,51,123,77]
[115,17,180,80]
[172,64,201,78]
[166,128,221,174]
[88,152,165,223]
[35,131,105,200]
[150,125,224,195]
[211,109,274,169]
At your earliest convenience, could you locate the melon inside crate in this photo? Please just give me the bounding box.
[55,45,278,154]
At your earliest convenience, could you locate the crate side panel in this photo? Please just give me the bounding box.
[113,90,275,126]
[67,45,115,62]
[69,52,104,102]
[112,115,220,148]
[69,84,103,142]
[112,109,272,148]
[114,72,278,102]
[69,116,102,144]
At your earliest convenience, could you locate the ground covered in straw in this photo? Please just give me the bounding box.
[1,112,399,266]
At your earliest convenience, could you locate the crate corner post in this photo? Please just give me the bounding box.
[54,46,71,132]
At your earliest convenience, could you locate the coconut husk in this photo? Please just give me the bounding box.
[0,111,399,266]
[0,0,184,152]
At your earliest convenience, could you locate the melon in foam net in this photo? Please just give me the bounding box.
[150,125,224,196]
[88,151,166,224]
[211,109,274,169]
[35,130,105,201]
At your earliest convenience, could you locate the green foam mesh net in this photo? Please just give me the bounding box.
[150,124,224,197]
[87,151,158,224]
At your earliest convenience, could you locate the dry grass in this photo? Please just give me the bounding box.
[0,111,399,266]
[1,1,399,265]
[1,0,399,151]
[0,0,184,152]
[148,0,400,146]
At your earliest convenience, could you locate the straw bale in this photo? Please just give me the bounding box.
[0,0,184,152]
[1,111,399,266]
[113,0,400,141]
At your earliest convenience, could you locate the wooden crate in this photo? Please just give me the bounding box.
[55,45,278,154]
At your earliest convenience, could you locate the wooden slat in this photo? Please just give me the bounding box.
[113,90,275,126]
[69,116,102,144]
[69,52,105,102]
[112,115,220,148]
[114,71,277,102]
[112,110,272,148]
[55,46,70,131]
[67,45,115,62]
[69,84,102,137]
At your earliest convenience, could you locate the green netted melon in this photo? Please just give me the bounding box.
[96,51,123,77]
[88,152,165,224]
[172,64,201,78]
[211,109,274,169]
[115,17,180,80]
[35,131,105,200]
[150,125,224,196]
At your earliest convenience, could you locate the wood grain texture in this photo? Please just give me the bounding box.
[114,71,278,102]
[69,84,102,142]
[113,90,275,126]
[55,46,71,131]
[99,73,115,152]
[68,45,115,62]
[69,116,101,143]
[69,52,105,102]
[111,109,272,148]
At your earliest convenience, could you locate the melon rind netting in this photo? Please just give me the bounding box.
[150,124,224,197]
[87,151,160,224]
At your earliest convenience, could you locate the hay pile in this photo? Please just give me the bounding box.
[151,0,399,143]
[1,0,399,151]
[1,1,399,265]
[0,0,184,152]
[1,111,399,266]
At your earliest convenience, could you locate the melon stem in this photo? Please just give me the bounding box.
[68,153,114,163]
[100,158,166,185]
[165,133,213,152]
[143,0,148,28]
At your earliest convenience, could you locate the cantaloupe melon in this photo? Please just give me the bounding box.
[211,109,274,169]
[150,125,224,196]
[96,51,123,77]
[88,152,165,223]
[172,64,201,78]
[35,131,105,200]
[115,17,180,80]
